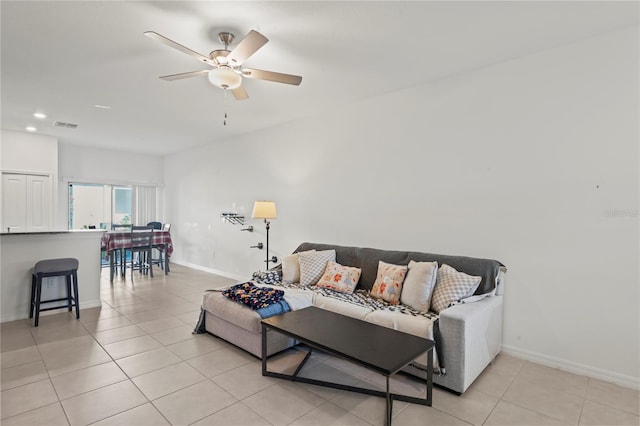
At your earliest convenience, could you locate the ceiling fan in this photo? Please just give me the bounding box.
[144,29,302,100]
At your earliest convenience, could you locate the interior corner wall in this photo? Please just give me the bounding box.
[163,26,639,387]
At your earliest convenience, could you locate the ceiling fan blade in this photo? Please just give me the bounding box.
[159,70,209,81]
[144,31,216,67]
[226,30,268,65]
[242,68,302,86]
[231,85,249,100]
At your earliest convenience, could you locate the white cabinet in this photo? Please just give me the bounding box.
[2,173,52,232]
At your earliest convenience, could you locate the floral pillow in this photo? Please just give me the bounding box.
[316,261,362,294]
[370,261,408,305]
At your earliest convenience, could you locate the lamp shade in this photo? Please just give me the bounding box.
[252,201,277,220]
[208,68,242,90]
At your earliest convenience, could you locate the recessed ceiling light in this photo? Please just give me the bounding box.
[94,104,111,109]
[33,112,47,119]
[25,126,37,132]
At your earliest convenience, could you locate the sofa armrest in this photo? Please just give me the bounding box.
[433,295,503,393]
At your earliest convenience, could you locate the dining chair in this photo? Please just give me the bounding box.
[111,224,132,277]
[129,225,154,280]
[147,221,164,269]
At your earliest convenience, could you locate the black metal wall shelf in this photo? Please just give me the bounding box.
[220,212,245,225]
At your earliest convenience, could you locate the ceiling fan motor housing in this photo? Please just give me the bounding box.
[210,49,231,64]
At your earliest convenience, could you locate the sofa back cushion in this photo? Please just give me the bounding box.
[293,242,504,295]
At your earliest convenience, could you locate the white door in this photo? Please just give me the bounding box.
[2,173,27,233]
[26,174,51,232]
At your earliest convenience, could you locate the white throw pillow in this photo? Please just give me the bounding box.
[298,249,336,286]
[430,264,482,313]
[400,260,438,312]
[282,250,315,283]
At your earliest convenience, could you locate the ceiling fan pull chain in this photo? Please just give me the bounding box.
[223,89,229,126]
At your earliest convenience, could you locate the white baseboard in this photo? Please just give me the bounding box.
[502,344,639,390]
[1,299,103,323]
[171,260,246,282]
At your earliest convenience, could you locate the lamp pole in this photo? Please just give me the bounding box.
[265,219,271,269]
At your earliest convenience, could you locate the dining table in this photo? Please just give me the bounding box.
[101,230,173,282]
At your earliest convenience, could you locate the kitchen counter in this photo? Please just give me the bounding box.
[1,229,105,236]
[0,230,103,322]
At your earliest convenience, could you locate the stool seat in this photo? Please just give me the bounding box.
[34,258,79,275]
[30,258,80,327]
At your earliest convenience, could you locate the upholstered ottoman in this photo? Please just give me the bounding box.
[201,290,298,357]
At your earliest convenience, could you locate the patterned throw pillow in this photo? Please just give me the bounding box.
[316,261,362,294]
[298,249,336,286]
[282,250,315,283]
[400,260,438,312]
[430,264,482,313]
[370,261,408,305]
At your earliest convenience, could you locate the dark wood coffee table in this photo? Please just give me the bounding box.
[261,306,434,425]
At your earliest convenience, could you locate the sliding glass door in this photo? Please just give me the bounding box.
[68,183,132,229]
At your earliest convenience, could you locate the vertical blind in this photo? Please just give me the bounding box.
[132,185,158,226]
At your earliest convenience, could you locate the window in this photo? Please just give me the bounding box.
[68,182,158,229]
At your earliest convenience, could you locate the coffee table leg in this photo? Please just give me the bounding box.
[427,346,433,405]
[261,323,267,376]
[385,375,392,426]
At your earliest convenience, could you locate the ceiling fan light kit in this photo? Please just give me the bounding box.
[208,68,242,90]
[144,29,302,100]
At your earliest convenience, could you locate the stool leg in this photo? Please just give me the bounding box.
[29,274,36,319]
[73,271,80,319]
[34,275,42,327]
[66,274,73,312]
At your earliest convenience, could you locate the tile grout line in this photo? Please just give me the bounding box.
[78,296,175,425]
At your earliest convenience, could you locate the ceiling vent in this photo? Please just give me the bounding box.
[53,121,78,129]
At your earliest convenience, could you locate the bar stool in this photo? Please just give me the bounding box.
[30,258,80,327]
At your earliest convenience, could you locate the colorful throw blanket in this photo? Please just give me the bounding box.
[222,281,285,310]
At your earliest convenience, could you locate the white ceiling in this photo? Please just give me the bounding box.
[1,1,637,155]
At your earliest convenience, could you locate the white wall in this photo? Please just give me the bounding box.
[0,130,58,174]
[57,143,164,229]
[164,27,639,387]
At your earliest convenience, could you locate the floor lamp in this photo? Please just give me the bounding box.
[252,201,277,269]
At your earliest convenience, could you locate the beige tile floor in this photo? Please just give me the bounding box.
[1,264,638,425]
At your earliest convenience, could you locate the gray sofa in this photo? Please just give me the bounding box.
[201,242,506,394]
